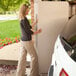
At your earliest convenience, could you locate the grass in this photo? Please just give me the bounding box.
[0,20,20,39]
[0,19,31,47]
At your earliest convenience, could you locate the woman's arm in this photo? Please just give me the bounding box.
[21,20,34,35]
[31,19,42,35]
[32,29,42,35]
[31,19,38,29]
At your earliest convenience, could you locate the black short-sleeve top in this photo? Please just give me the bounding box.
[20,17,34,41]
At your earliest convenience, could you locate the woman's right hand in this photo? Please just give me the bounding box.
[33,28,42,35]
[38,29,42,33]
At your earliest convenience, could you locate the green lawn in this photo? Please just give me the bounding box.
[0,19,31,47]
[0,20,20,39]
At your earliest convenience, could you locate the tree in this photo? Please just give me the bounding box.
[0,0,30,14]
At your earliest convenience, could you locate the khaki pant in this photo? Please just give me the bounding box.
[16,40,39,76]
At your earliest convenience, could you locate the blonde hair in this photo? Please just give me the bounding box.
[19,4,29,20]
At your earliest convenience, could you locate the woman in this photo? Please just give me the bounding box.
[16,4,41,76]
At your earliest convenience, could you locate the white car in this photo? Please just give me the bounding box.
[48,15,76,76]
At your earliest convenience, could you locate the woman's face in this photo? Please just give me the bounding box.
[25,8,29,15]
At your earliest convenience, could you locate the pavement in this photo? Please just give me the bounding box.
[0,42,31,76]
[0,42,31,62]
[0,67,30,76]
